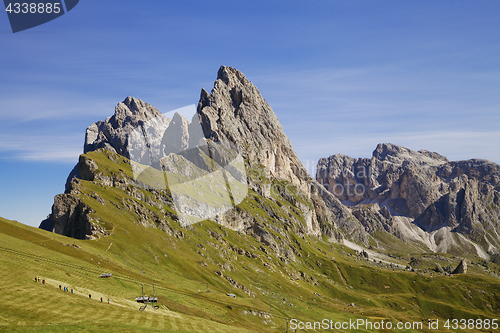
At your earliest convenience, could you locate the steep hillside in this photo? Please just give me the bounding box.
[4,200,500,332]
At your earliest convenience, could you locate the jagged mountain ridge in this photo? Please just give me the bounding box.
[41,66,348,254]
[317,143,500,258]
[84,96,171,161]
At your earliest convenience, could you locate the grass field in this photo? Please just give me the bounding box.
[1,149,500,332]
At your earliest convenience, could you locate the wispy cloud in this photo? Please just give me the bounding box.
[0,91,118,122]
[0,133,82,163]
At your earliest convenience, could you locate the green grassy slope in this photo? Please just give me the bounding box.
[1,149,500,332]
[2,214,500,332]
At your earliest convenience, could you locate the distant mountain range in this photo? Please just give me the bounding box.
[317,143,500,258]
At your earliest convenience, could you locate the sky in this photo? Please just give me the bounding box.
[1,1,499,227]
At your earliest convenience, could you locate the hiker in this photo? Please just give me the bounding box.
[59,285,61,290]
[100,297,103,303]
[107,299,109,304]
[71,289,73,293]
[34,277,37,282]
[89,294,91,299]
[42,280,45,285]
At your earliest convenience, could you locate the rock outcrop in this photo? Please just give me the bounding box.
[434,263,445,274]
[39,192,106,240]
[452,259,468,274]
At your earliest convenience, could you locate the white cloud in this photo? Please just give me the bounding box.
[0,133,82,164]
[0,94,116,122]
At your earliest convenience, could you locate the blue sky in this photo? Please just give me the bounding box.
[1,1,499,227]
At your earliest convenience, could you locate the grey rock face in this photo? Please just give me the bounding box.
[197,66,311,195]
[351,203,398,236]
[317,143,500,256]
[84,96,170,164]
[161,112,190,156]
[41,193,106,240]
[160,152,208,179]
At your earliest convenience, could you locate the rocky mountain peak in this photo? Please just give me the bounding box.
[217,65,250,87]
[373,143,409,159]
[84,97,170,159]
[117,96,159,120]
[372,143,448,166]
[162,112,190,156]
[197,66,309,192]
[172,111,188,123]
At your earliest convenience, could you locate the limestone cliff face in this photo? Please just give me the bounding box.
[317,143,500,257]
[46,194,96,239]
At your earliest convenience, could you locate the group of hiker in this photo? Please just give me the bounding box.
[59,284,73,293]
[35,276,74,293]
[35,277,110,304]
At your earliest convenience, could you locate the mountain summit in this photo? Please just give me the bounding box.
[198,66,309,192]
[196,66,347,237]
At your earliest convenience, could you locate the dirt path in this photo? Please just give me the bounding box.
[333,262,348,285]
